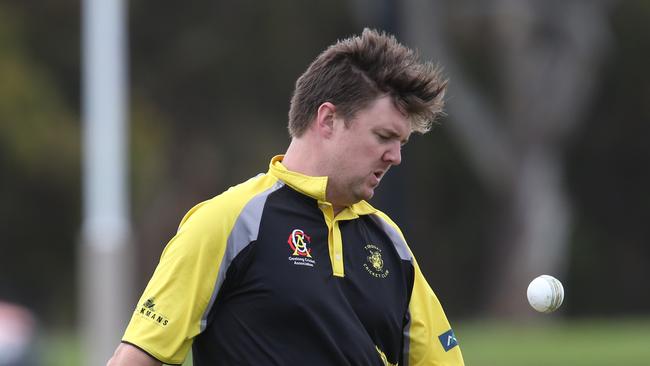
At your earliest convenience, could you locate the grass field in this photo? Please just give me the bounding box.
[42,318,650,365]
[457,318,650,366]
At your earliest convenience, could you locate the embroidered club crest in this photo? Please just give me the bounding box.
[363,244,389,278]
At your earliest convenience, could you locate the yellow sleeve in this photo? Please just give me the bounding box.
[122,174,276,364]
[406,257,465,365]
[121,199,229,364]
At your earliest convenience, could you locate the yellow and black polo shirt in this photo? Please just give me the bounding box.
[122,156,464,366]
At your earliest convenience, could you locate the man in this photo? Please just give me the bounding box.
[108,28,464,366]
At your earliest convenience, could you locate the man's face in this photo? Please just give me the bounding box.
[325,95,411,207]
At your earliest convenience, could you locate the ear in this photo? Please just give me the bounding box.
[314,102,337,138]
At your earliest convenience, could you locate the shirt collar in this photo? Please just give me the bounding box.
[268,155,377,216]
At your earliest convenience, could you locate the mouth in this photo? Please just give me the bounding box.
[373,170,385,181]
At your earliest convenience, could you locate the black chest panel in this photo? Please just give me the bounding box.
[193,186,414,366]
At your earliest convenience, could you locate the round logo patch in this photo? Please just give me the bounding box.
[363,244,389,278]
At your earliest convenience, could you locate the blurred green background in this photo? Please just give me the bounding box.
[2,0,650,364]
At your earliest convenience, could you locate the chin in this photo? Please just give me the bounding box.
[359,189,375,201]
[349,183,375,203]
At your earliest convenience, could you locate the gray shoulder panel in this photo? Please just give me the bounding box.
[370,214,413,262]
[200,180,285,330]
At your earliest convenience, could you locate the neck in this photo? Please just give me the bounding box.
[283,138,348,214]
[282,138,323,177]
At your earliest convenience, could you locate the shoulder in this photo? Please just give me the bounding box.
[177,173,282,234]
[155,172,283,270]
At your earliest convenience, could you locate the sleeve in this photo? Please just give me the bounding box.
[404,257,465,366]
[121,199,234,365]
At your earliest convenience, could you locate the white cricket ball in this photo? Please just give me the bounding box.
[526,275,564,313]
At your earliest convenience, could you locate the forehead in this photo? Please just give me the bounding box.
[352,96,411,136]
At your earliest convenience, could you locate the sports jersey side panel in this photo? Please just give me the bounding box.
[121,174,278,364]
[372,211,465,366]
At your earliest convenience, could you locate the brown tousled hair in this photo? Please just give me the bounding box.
[288,28,447,137]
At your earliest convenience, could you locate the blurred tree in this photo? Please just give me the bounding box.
[0,0,170,329]
[401,0,613,317]
[0,3,80,326]
[566,0,650,316]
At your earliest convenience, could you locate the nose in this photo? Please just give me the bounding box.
[383,142,402,166]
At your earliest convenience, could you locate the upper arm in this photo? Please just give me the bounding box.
[107,343,161,366]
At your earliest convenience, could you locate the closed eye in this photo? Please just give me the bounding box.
[375,129,409,147]
[377,133,391,141]
[377,133,408,147]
